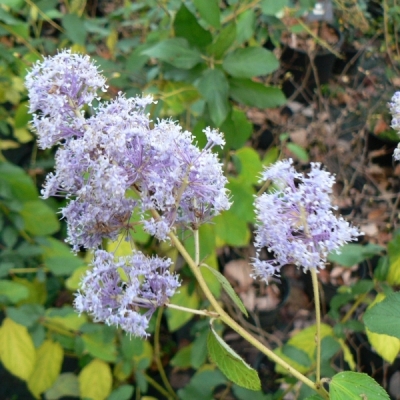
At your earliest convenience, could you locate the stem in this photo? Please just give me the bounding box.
[153,307,178,400]
[166,303,219,318]
[144,373,175,400]
[341,292,368,324]
[9,267,48,274]
[194,228,200,266]
[168,230,329,399]
[311,268,322,385]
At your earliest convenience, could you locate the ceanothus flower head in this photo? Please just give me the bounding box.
[74,250,180,337]
[25,49,107,148]
[388,91,400,160]
[252,159,360,281]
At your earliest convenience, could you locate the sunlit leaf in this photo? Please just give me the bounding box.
[79,359,112,400]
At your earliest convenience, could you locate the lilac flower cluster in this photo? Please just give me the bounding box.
[26,50,230,336]
[74,250,180,337]
[388,92,400,160]
[252,159,360,281]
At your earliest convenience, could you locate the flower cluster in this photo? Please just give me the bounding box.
[74,250,180,337]
[26,50,231,336]
[252,159,360,281]
[388,91,400,160]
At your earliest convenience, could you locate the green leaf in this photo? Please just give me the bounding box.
[227,177,255,222]
[191,330,208,368]
[0,318,35,381]
[6,304,45,327]
[236,10,255,45]
[282,344,312,368]
[234,147,263,185]
[82,332,117,362]
[142,38,203,69]
[207,326,261,390]
[45,372,80,400]
[14,102,31,129]
[207,23,236,58]
[107,385,134,400]
[387,233,400,284]
[40,237,84,275]
[197,68,230,126]
[329,372,390,399]
[62,14,87,45]
[20,200,60,236]
[328,243,384,267]
[232,385,274,400]
[220,108,253,149]
[286,142,309,162]
[166,284,200,331]
[223,47,279,78]
[201,263,248,317]
[79,359,112,400]
[229,78,286,108]
[364,292,400,338]
[193,0,221,28]
[171,344,193,368]
[27,340,64,398]
[260,0,288,15]
[174,3,212,48]
[0,280,29,303]
[162,81,200,116]
[0,162,38,202]
[214,210,250,246]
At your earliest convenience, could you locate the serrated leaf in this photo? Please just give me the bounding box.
[201,263,248,317]
[197,68,230,126]
[45,372,80,400]
[27,340,64,398]
[329,372,390,399]
[142,38,203,69]
[20,200,60,236]
[223,47,279,78]
[174,3,212,48]
[229,78,286,108]
[364,292,400,338]
[207,326,261,390]
[0,318,36,381]
[193,0,221,28]
[79,359,112,400]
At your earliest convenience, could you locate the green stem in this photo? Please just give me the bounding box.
[144,373,175,400]
[168,230,329,399]
[166,302,219,318]
[311,268,322,386]
[9,267,48,274]
[341,292,368,324]
[194,228,200,266]
[153,307,178,400]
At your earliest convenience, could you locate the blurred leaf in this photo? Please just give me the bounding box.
[337,338,356,371]
[14,101,31,129]
[166,284,200,331]
[260,0,288,15]
[0,280,29,303]
[221,108,252,149]
[208,325,261,390]
[106,28,118,58]
[40,237,84,275]
[7,304,45,327]
[329,372,390,399]
[191,329,208,368]
[207,23,236,58]
[229,78,286,108]
[107,385,134,400]
[174,3,212,48]
[232,385,273,399]
[13,276,47,305]
[79,359,112,400]
[171,344,192,368]
[374,255,390,281]
[20,200,60,236]
[121,335,144,360]
[223,47,279,78]
[214,211,250,246]
[82,331,117,362]
[197,68,230,126]
[328,243,384,267]
[0,161,38,201]
[45,372,80,400]
[286,142,309,162]
[65,265,89,291]
[14,128,33,143]
[62,14,87,45]
[193,0,220,28]
[201,263,248,317]
[234,147,263,185]
[46,307,87,331]
[236,10,255,45]
[387,234,400,284]
[0,318,35,381]
[27,340,64,398]
[366,327,400,363]
[282,344,312,368]
[228,178,255,222]
[142,38,203,69]
[262,146,280,166]
[364,292,400,339]
[162,81,200,116]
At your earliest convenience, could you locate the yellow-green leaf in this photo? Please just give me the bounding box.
[65,265,89,291]
[338,338,356,371]
[27,340,64,398]
[79,359,112,400]
[366,328,400,363]
[0,318,36,381]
